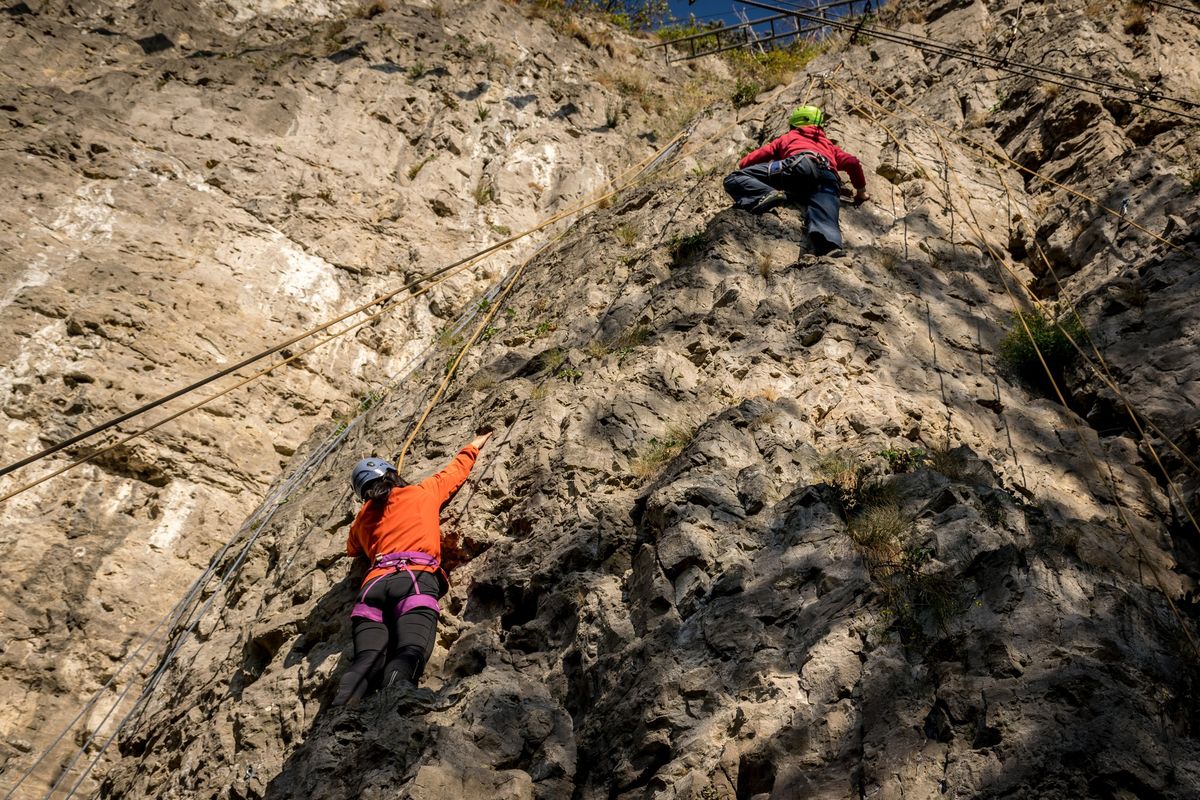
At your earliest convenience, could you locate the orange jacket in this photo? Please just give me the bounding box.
[346,445,479,587]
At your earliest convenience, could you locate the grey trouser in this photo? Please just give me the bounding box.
[723,156,845,254]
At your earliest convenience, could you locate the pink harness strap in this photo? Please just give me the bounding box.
[349,550,443,622]
[350,602,385,623]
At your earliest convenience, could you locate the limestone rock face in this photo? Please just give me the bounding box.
[8,0,1200,798]
[0,0,723,794]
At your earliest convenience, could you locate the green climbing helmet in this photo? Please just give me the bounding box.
[789,105,824,128]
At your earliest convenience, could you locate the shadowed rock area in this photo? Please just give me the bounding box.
[7,0,1200,797]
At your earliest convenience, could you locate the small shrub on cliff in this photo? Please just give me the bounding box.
[878,447,926,474]
[558,366,584,381]
[730,79,760,108]
[998,306,1084,395]
[885,549,962,641]
[725,41,824,91]
[668,229,705,265]
[604,102,623,128]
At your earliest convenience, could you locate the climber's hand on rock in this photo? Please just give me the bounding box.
[469,430,493,450]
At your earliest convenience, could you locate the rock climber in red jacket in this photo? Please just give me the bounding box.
[724,105,870,255]
[331,431,491,707]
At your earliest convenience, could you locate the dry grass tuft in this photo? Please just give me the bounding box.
[615,222,639,247]
[924,443,981,482]
[757,251,772,279]
[754,387,779,402]
[1122,0,1149,35]
[632,425,693,478]
[848,502,910,566]
[584,340,609,359]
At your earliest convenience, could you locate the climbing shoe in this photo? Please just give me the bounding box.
[749,190,788,214]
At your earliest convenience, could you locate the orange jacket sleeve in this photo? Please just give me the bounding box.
[346,515,364,557]
[419,445,480,506]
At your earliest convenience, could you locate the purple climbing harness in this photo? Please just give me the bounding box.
[350,551,442,623]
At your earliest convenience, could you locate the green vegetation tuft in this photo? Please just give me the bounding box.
[611,323,650,352]
[821,449,967,645]
[998,306,1085,394]
[558,366,584,381]
[725,41,825,91]
[531,0,669,31]
[605,102,624,128]
[730,79,760,108]
[656,19,722,45]
[406,154,436,180]
[614,222,639,247]
[878,447,926,474]
[882,547,963,642]
[668,229,706,265]
[473,178,496,205]
[1122,0,1149,35]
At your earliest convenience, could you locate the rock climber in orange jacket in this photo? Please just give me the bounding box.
[331,431,492,707]
[724,105,870,255]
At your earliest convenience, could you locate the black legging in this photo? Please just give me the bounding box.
[331,570,442,707]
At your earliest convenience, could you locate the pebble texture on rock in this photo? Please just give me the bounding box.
[8,0,1200,798]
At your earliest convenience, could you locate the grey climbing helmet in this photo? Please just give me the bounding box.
[351,457,397,500]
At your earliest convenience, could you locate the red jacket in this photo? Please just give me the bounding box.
[738,126,867,190]
[346,445,478,587]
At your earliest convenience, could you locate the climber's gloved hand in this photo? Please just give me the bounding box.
[853,190,870,207]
